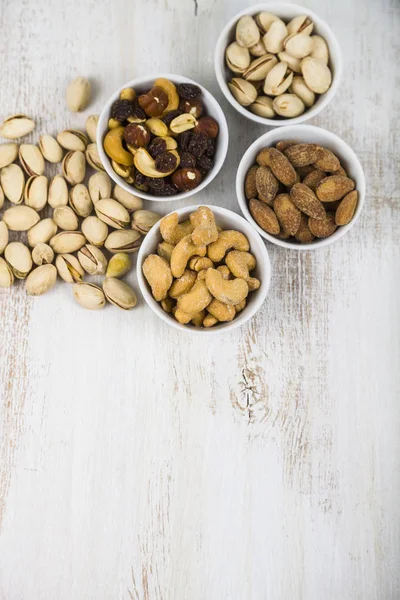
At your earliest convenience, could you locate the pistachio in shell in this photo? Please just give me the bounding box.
[55,253,84,283]
[38,134,63,163]
[4,241,32,278]
[102,277,137,310]
[32,243,54,266]
[28,218,58,248]
[73,282,105,310]
[0,164,25,204]
[26,264,57,295]
[81,216,108,247]
[0,256,14,287]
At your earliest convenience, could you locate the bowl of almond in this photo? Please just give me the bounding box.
[236,125,365,249]
[215,3,342,125]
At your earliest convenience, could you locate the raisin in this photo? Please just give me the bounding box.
[147,177,167,191]
[177,83,202,100]
[111,99,135,122]
[148,137,167,158]
[177,131,192,151]
[153,183,179,196]
[188,132,208,158]
[206,138,216,157]
[197,154,213,171]
[155,152,178,173]
[179,152,197,168]
[134,173,148,192]
[162,109,182,126]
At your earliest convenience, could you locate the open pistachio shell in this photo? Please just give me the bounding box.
[62,150,86,185]
[0,143,18,168]
[250,96,276,118]
[57,129,88,152]
[95,198,130,229]
[24,175,48,211]
[49,175,68,208]
[1,164,25,204]
[287,15,314,36]
[236,15,260,48]
[19,144,45,176]
[4,241,32,278]
[289,76,316,107]
[26,264,57,296]
[0,256,14,287]
[78,244,107,275]
[38,134,63,163]
[89,172,112,204]
[284,33,313,59]
[0,115,35,139]
[228,78,257,106]
[0,221,9,254]
[28,218,57,248]
[102,277,137,310]
[264,62,293,96]
[3,205,40,231]
[104,229,142,253]
[32,243,54,266]
[243,54,278,81]
[50,231,86,254]
[55,253,84,283]
[81,216,108,247]
[225,42,250,74]
[301,57,332,93]
[273,93,305,117]
[73,282,105,310]
[263,20,288,54]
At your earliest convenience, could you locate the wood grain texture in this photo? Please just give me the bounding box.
[0,0,399,598]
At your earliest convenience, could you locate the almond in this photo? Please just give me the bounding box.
[273,193,301,235]
[244,165,258,200]
[267,147,298,187]
[283,143,322,167]
[249,198,280,235]
[275,140,295,152]
[256,147,272,167]
[302,168,325,191]
[290,183,326,220]
[255,166,279,204]
[335,190,358,225]
[295,213,315,243]
[316,175,355,202]
[313,148,340,172]
[308,213,337,238]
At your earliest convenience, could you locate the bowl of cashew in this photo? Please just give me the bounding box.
[137,204,271,334]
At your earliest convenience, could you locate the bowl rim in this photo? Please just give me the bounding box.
[214,2,343,126]
[236,124,366,250]
[137,204,272,334]
[97,73,229,202]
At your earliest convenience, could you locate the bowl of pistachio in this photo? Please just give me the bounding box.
[97,74,229,201]
[214,3,342,125]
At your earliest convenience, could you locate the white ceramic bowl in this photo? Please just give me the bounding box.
[97,74,229,202]
[215,3,342,126]
[137,205,271,334]
[236,125,366,250]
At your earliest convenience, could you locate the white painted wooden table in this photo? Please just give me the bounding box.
[0,0,399,598]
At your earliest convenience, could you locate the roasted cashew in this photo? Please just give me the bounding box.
[248,277,261,291]
[188,256,214,272]
[196,269,207,281]
[207,298,235,322]
[235,299,247,313]
[103,127,133,167]
[225,250,256,280]
[170,235,206,278]
[207,230,249,262]
[205,268,248,306]
[161,297,175,313]
[174,308,192,324]
[142,254,172,301]
[190,206,219,246]
[168,269,197,299]
[134,148,180,178]
[216,265,232,280]
[203,314,219,328]
[177,280,212,315]
[157,241,175,262]
[191,310,206,327]
[160,213,194,245]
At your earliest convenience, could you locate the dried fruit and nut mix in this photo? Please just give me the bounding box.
[103,79,220,196]
[0,76,163,309]
[142,206,261,328]
[225,12,332,119]
[244,142,358,243]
